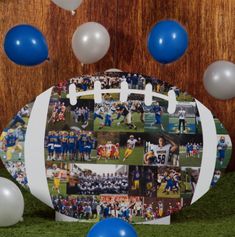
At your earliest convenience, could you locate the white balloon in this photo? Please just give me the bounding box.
[51,0,83,11]
[72,22,110,64]
[0,178,24,227]
[203,61,235,100]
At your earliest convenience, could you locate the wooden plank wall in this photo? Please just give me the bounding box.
[0,0,235,170]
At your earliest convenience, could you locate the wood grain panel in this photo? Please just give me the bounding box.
[0,0,235,170]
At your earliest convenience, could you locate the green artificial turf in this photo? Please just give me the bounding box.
[1,168,235,237]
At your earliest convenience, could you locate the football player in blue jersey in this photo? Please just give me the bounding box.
[47,131,55,160]
[61,131,69,160]
[68,131,77,160]
[217,136,228,166]
[3,129,22,160]
[151,102,164,131]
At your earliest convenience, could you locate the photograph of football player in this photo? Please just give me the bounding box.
[144,134,179,166]
[1,128,23,161]
[178,107,186,133]
[67,164,129,195]
[157,167,181,199]
[216,135,232,169]
[47,98,94,131]
[144,100,168,133]
[180,167,200,199]
[52,164,61,194]
[51,76,96,99]
[46,162,68,196]
[147,77,194,102]
[123,135,141,162]
[3,161,28,189]
[130,100,145,124]
[96,132,144,165]
[97,141,120,161]
[128,165,157,197]
[143,197,182,219]
[179,134,203,167]
[96,132,120,162]
[48,102,66,124]
[9,104,32,128]
[72,106,91,129]
[70,76,96,92]
[211,170,222,188]
[168,102,197,134]
[45,130,97,162]
[94,99,145,132]
[9,105,30,128]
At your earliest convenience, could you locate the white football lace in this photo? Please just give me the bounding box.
[67,81,177,114]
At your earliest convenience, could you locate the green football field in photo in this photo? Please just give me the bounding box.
[0,142,24,163]
[44,147,143,165]
[157,182,180,199]
[215,148,232,170]
[168,117,196,134]
[214,119,229,134]
[48,180,67,197]
[95,147,144,165]
[94,112,144,133]
[179,149,202,167]
[144,112,169,133]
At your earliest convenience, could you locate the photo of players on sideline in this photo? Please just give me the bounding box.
[179,135,203,167]
[67,164,129,196]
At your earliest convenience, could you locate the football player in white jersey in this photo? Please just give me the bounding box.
[178,107,186,133]
[94,106,105,120]
[144,135,178,166]
[123,135,141,161]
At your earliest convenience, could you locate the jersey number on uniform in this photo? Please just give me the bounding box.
[157,154,166,164]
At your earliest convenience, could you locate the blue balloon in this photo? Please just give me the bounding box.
[4,24,49,66]
[87,218,138,237]
[148,20,188,64]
